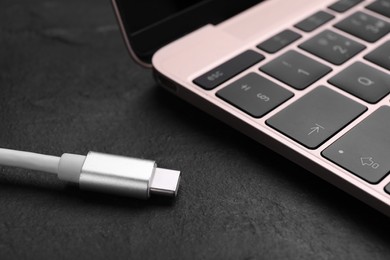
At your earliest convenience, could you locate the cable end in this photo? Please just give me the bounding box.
[150,168,181,197]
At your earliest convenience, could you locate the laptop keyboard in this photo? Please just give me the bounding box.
[193,0,390,199]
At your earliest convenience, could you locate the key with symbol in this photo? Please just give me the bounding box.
[217,72,293,118]
[328,62,390,103]
[260,50,331,90]
[323,106,390,183]
[193,50,264,90]
[334,11,390,42]
[266,86,366,149]
[299,30,365,65]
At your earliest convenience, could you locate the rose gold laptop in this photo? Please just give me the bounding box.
[112,0,390,216]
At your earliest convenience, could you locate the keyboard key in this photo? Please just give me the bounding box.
[386,183,390,194]
[364,40,390,70]
[366,0,390,18]
[328,0,363,13]
[260,50,331,90]
[334,11,390,42]
[323,106,390,184]
[299,30,365,65]
[266,86,366,149]
[193,50,264,90]
[328,62,390,103]
[257,30,302,54]
[216,73,293,118]
[295,11,335,32]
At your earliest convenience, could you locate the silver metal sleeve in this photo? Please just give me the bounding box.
[79,152,156,199]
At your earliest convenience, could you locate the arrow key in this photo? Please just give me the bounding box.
[266,86,366,149]
[323,106,390,184]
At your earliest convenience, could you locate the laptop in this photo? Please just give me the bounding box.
[112,0,390,216]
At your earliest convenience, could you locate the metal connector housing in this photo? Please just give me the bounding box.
[79,152,156,199]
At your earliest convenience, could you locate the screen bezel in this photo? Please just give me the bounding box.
[112,0,263,67]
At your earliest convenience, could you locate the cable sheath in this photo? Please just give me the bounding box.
[0,148,60,174]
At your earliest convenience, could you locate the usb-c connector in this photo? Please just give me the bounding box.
[150,168,180,197]
[0,148,181,200]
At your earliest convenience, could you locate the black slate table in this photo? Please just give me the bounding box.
[0,0,389,259]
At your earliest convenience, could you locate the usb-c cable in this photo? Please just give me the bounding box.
[0,148,180,199]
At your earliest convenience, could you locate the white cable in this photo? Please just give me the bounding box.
[0,148,180,199]
[0,148,60,174]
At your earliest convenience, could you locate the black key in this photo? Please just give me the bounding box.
[334,11,390,42]
[386,183,390,194]
[299,30,365,65]
[295,11,335,32]
[364,41,390,70]
[267,86,366,149]
[193,50,264,90]
[257,30,302,54]
[366,0,390,18]
[323,106,390,184]
[328,62,390,103]
[260,50,331,90]
[216,73,293,118]
[328,0,363,13]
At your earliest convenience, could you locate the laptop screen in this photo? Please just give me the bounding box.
[113,0,263,64]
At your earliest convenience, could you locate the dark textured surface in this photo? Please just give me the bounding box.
[0,1,389,259]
